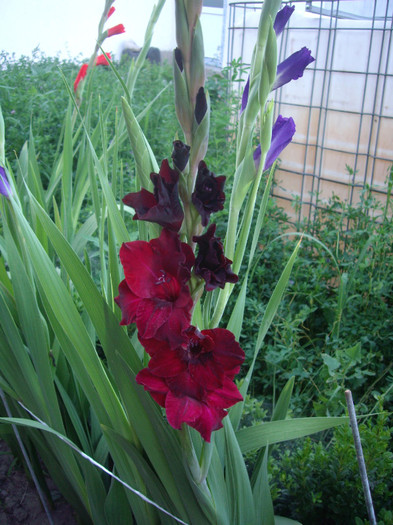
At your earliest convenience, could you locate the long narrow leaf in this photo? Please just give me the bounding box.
[236,417,348,454]
[0,415,189,525]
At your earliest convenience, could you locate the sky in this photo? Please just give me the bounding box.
[0,0,177,61]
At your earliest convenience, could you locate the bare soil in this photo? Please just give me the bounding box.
[0,440,77,525]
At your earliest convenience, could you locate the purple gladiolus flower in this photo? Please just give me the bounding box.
[272,47,315,91]
[241,47,314,114]
[0,166,11,198]
[274,5,295,36]
[254,115,296,171]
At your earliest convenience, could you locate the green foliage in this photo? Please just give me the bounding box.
[236,180,393,523]
[1,51,237,192]
[241,182,393,418]
[270,404,393,524]
[0,50,77,181]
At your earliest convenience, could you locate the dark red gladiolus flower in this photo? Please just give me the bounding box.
[73,64,88,92]
[193,224,238,291]
[191,161,226,227]
[122,159,184,232]
[96,53,111,66]
[172,140,190,172]
[107,24,125,37]
[136,326,244,441]
[114,228,194,347]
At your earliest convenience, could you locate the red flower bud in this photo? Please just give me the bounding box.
[107,24,125,37]
[107,6,115,18]
[95,53,111,66]
[73,64,88,92]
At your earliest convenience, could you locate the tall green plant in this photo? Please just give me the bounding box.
[0,1,349,524]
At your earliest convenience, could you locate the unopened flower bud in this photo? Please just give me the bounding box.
[172,140,191,172]
[107,24,125,37]
[195,87,207,125]
[174,47,183,72]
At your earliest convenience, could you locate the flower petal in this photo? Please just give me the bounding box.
[240,76,250,114]
[122,160,184,232]
[148,350,186,378]
[274,5,295,36]
[136,368,168,407]
[193,224,238,291]
[114,279,139,325]
[264,115,296,171]
[192,161,226,227]
[172,140,190,172]
[273,47,315,91]
[0,166,12,198]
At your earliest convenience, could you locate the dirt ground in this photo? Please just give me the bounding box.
[0,440,77,525]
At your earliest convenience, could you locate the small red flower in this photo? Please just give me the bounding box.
[107,6,115,18]
[193,223,238,291]
[115,229,194,347]
[107,24,125,37]
[73,64,88,92]
[95,53,111,66]
[123,159,184,232]
[192,161,226,227]
[136,326,244,442]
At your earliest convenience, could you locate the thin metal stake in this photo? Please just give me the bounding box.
[345,389,377,525]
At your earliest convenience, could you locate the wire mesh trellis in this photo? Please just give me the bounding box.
[226,0,393,224]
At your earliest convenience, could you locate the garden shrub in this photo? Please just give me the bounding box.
[242,180,393,418]
[270,403,393,524]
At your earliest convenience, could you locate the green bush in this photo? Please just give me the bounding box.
[270,403,393,524]
[241,180,393,418]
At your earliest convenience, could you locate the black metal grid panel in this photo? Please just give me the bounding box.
[227,0,393,224]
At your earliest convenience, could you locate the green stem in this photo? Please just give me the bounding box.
[198,438,214,484]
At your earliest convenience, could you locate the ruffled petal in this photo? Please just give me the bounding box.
[148,350,186,378]
[114,279,139,325]
[273,47,315,91]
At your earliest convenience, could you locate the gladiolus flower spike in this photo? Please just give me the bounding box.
[117,150,243,441]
